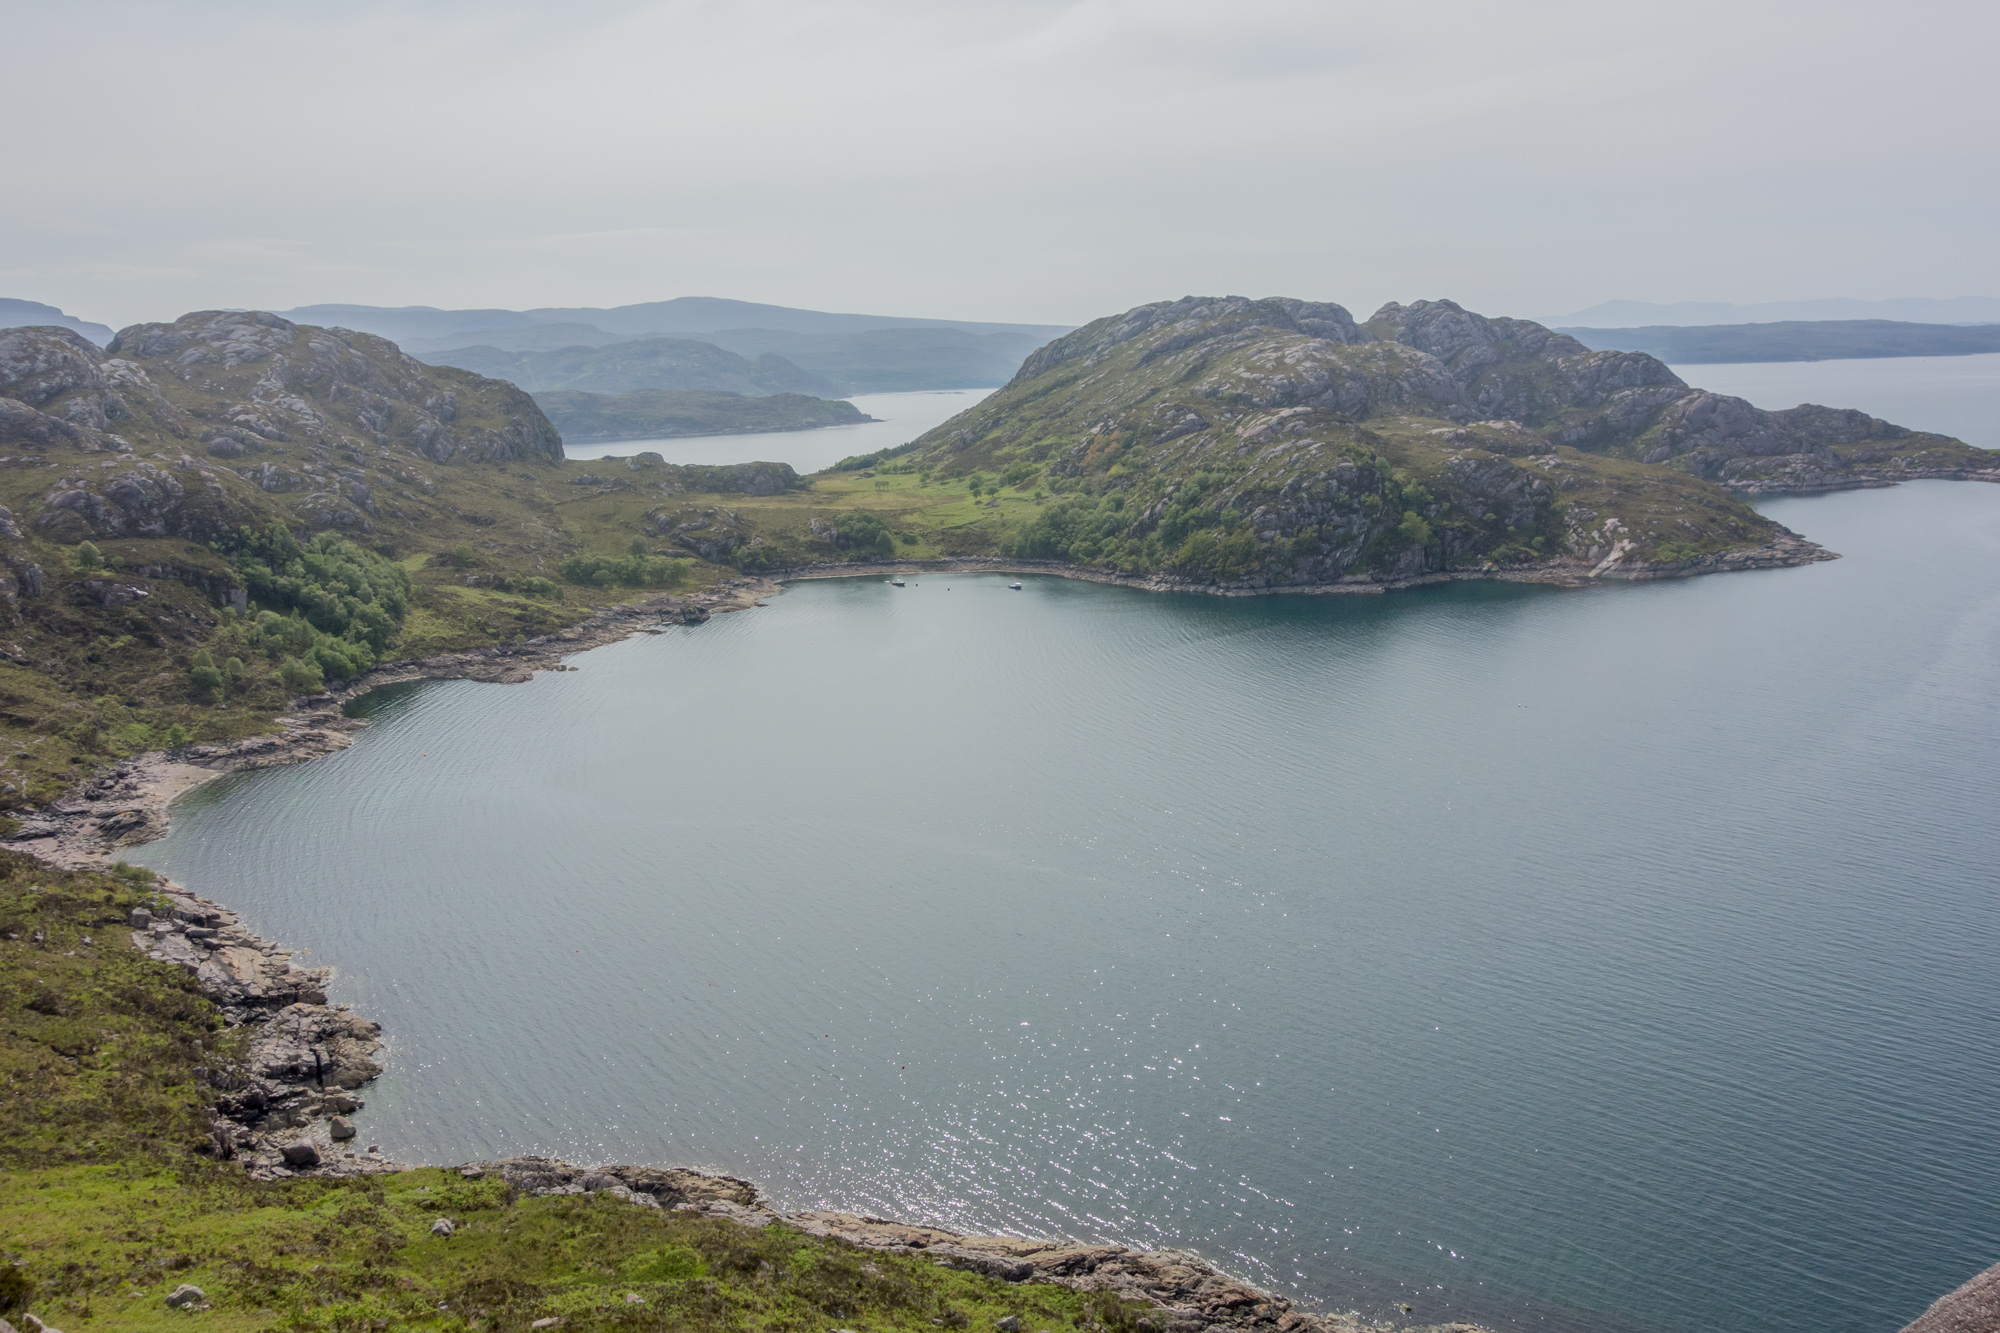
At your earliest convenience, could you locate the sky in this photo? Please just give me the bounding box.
[5,0,1997,330]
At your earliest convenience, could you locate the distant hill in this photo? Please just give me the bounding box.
[400,322,632,354]
[291,298,1071,395]
[534,389,872,443]
[1542,296,2000,327]
[419,338,839,398]
[1562,320,2000,364]
[701,326,1050,394]
[278,297,1070,345]
[0,297,114,345]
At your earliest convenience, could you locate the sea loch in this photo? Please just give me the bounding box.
[137,481,2000,1333]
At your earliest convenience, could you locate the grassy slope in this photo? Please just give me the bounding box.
[0,852,1147,1333]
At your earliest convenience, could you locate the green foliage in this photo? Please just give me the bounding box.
[513,575,563,601]
[280,655,326,693]
[559,551,691,589]
[831,441,921,471]
[1393,510,1433,549]
[72,541,104,573]
[0,853,230,1170]
[999,461,1037,488]
[450,544,475,569]
[188,649,225,703]
[220,524,412,686]
[1012,493,1152,570]
[1171,529,1258,580]
[620,1244,708,1282]
[832,510,894,557]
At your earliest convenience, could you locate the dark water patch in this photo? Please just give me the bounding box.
[139,483,2000,1333]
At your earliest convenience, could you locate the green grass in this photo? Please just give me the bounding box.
[3,1165,1139,1333]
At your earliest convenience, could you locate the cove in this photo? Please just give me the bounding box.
[134,482,2000,1333]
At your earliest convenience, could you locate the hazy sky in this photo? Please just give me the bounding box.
[6,0,1996,328]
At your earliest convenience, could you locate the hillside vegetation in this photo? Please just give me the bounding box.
[0,297,1991,810]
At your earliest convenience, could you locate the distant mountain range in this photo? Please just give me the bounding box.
[1543,296,2000,327]
[275,298,1073,397]
[0,298,114,345]
[424,337,840,398]
[1561,320,2000,364]
[275,297,1070,349]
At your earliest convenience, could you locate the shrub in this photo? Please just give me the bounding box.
[513,576,562,601]
[279,656,325,694]
[620,1245,707,1283]
[73,541,104,573]
[558,552,689,589]
[831,511,894,557]
[187,650,224,703]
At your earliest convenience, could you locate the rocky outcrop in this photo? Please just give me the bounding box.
[122,881,389,1174]
[459,1158,1470,1333]
[1900,1262,2000,1333]
[105,311,563,465]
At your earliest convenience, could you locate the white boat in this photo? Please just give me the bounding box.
[1009,580,1023,590]
[892,577,906,586]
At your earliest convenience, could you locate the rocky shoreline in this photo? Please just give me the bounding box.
[769,528,1835,597]
[0,570,1499,1333]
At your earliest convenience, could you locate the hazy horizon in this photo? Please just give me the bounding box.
[5,0,1997,330]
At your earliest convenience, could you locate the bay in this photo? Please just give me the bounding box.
[135,482,2000,1333]
[560,387,995,470]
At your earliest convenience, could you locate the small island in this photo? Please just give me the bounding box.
[533,388,876,443]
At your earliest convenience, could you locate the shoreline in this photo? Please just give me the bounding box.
[0,569,1494,1333]
[766,528,1835,596]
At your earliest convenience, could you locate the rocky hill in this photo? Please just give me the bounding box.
[880,295,1995,586]
[0,311,810,807]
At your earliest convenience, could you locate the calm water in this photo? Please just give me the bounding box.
[1674,352,2000,447]
[562,387,995,469]
[137,483,2000,1333]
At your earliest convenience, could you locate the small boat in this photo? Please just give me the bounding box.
[1009,581,1023,590]
[892,577,906,587]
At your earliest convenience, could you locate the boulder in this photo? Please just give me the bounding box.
[430,1217,455,1238]
[328,1116,356,1141]
[280,1141,320,1168]
[164,1285,205,1309]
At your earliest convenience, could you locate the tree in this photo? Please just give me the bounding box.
[74,541,104,573]
[188,650,225,703]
